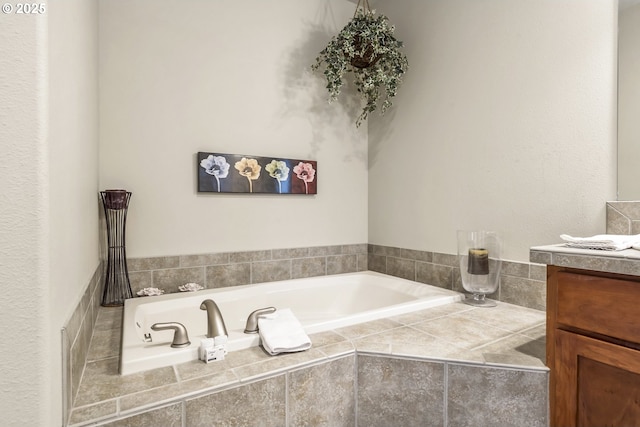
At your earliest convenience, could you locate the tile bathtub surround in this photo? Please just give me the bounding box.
[288,355,356,426]
[61,264,103,426]
[69,301,547,426]
[357,355,548,427]
[357,355,445,427]
[368,244,547,311]
[606,201,640,234]
[185,355,357,427]
[128,242,543,307]
[126,244,368,296]
[447,363,548,427]
[185,376,287,426]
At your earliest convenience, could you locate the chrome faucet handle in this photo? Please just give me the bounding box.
[244,307,276,334]
[151,322,191,348]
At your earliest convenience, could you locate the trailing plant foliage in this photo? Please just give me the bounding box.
[312,8,409,127]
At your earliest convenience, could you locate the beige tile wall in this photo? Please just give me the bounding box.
[357,355,445,426]
[126,244,369,295]
[125,243,548,311]
[288,355,356,426]
[88,353,546,427]
[184,376,287,426]
[358,355,548,427]
[62,264,103,426]
[446,362,548,426]
[368,244,547,310]
[69,299,547,426]
[606,201,640,234]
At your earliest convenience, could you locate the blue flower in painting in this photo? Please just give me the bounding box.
[200,155,230,192]
[200,155,230,178]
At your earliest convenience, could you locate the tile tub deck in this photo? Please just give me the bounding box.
[69,300,547,426]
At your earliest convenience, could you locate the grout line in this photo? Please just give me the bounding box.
[443,362,449,427]
[354,349,359,427]
[285,371,290,427]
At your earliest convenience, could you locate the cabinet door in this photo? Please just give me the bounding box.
[555,330,640,427]
[556,271,640,344]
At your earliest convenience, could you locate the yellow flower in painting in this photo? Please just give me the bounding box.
[234,157,261,193]
[235,157,261,180]
[265,160,290,193]
[265,160,290,181]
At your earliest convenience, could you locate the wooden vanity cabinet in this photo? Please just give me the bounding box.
[547,266,640,427]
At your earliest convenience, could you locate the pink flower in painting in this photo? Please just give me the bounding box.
[293,162,315,182]
[293,162,316,194]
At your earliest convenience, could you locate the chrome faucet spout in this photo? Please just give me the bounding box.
[200,299,228,338]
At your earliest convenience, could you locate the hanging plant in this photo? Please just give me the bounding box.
[312,0,409,127]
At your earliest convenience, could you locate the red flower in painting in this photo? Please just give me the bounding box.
[293,162,316,194]
[293,162,315,183]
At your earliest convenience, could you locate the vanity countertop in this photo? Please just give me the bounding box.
[530,244,640,276]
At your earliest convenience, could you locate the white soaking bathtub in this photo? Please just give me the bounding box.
[120,271,463,375]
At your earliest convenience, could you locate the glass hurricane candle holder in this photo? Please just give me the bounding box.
[457,230,502,307]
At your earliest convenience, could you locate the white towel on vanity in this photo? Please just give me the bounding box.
[560,234,640,251]
[258,308,311,356]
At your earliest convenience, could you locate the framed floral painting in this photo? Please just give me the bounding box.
[197,152,317,194]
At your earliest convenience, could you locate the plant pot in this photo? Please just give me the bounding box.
[348,37,381,69]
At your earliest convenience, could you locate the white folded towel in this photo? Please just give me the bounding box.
[560,234,640,251]
[257,308,311,356]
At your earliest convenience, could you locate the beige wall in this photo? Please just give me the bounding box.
[369,0,618,261]
[49,0,100,424]
[0,11,51,427]
[618,3,640,200]
[98,0,369,258]
[0,1,99,425]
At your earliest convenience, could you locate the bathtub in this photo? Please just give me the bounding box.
[120,271,463,375]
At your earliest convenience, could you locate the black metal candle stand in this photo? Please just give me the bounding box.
[100,190,133,306]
